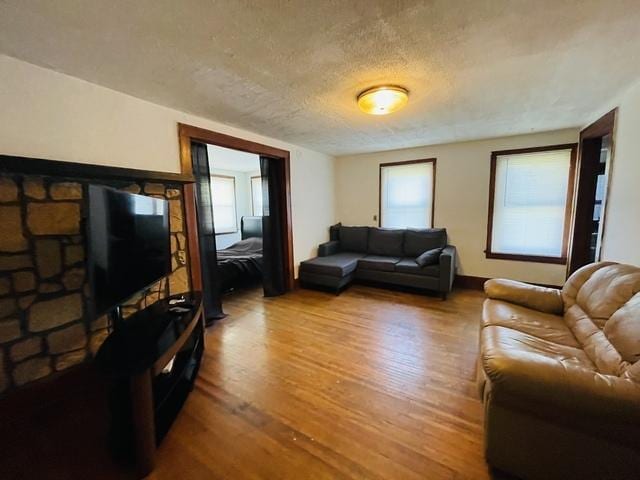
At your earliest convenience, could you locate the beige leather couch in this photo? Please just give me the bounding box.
[478,262,640,480]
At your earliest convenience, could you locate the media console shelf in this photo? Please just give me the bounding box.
[95,292,204,478]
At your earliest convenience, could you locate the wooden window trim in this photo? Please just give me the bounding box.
[210,174,238,235]
[250,175,262,216]
[378,158,437,228]
[485,143,578,264]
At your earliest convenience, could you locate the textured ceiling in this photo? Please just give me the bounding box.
[1,1,640,155]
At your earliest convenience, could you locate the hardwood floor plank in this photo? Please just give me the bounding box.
[153,285,491,480]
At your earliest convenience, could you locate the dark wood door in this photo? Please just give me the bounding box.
[567,110,616,276]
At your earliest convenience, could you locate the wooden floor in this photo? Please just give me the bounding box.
[150,285,493,480]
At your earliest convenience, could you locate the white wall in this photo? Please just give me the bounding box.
[335,129,579,286]
[0,55,336,274]
[588,78,640,266]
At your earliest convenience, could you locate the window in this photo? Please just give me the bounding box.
[486,144,577,263]
[251,175,263,216]
[211,175,237,234]
[379,159,435,228]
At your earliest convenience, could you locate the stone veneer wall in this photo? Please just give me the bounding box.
[0,176,191,395]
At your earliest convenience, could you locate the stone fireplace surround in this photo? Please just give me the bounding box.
[0,167,192,396]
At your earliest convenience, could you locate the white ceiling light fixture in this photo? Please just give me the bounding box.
[357,85,409,115]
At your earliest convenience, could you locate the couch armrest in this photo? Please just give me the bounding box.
[484,353,640,424]
[318,240,340,257]
[484,278,563,314]
[439,245,456,293]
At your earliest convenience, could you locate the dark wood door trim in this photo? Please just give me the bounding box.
[178,124,289,174]
[178,124,295,292]
[580,109,617,140]
[567,109,617,276]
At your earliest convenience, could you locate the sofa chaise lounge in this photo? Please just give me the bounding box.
[478,262,640,479]
[299,225,456,298]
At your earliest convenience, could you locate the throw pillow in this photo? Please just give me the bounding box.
[415,248,442,267]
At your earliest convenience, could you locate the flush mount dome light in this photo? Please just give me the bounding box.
[357,85,409,115]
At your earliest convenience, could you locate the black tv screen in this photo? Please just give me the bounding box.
[88,185,171,316]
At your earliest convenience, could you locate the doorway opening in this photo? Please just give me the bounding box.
[178,124,294,322]
[208,145,262,297]
[567,109,617,276]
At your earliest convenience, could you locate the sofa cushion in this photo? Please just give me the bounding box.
[482,299,580,348]
[404,228,447,257]
[605,293,640,365]
[358,255,401,272]
[367,228,404,257]
[415,247,442,267]
[394,258,440,277]
[299,252,365,277]
[481,325,596,372]
[562,263,640,375]
[484,278,563,315]
[339,226,369,253]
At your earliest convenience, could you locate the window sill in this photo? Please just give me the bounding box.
[215,230,238,236]
[485,252,567,265]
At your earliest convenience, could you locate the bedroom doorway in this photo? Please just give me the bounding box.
[178,124,294,323]
[207,145,263,295]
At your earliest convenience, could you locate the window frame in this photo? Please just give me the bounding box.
[210,174,238,235]
[378,158,437,229]
[250,175,263,216]
[485,143,578,264]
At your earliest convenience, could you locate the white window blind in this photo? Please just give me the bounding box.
[211,175,237,234]
[380,161,434,228]
[490,148,572,258]
[251,176,263,216]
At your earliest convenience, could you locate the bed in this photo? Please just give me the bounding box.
[216,216,263,292]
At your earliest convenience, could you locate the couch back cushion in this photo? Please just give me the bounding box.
[403,228,447,257]
[368,228,404,256]
[562,262,640,376]
[339,226,369,253]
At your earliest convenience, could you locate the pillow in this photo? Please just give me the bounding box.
[415,248,443,267]
[368,228,404,257]
[404,228,447,257]
[329,222,342,241]
[339,226,369,253]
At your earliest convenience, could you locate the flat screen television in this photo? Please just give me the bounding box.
[88,185,171,318]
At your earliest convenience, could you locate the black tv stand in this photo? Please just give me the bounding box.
[96,292,204,478]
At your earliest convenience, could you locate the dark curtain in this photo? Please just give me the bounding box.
[191,141,224,321]
[260,156,287,296]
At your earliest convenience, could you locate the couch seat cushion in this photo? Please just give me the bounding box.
[481,325,596,373]
[339,226,369,253]
[300,252,365,277]
[368,228,404,257]
[395,258,440,277]
[404,228,447,257]
[357,255,401,272]
[482,299,580,348]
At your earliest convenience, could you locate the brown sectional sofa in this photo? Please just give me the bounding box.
[478,262,640,479]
